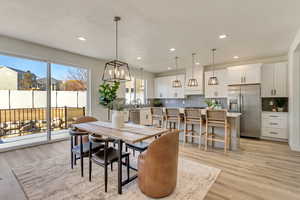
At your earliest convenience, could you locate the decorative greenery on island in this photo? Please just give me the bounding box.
[98,81,120,110]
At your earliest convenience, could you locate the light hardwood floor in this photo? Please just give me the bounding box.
[0,138,299,200]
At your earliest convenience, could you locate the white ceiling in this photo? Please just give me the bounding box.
[0,0,300,72]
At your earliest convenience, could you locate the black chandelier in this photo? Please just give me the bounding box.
[102,16,131,82]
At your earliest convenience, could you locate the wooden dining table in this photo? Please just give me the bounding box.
[73,121,169,194]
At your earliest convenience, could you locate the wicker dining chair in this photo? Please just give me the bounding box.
[184,109,205,148]
[205,110,231,153]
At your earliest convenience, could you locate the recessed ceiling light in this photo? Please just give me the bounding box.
[137,57,142,60]
[168,67,172,70]
[233,56,239,59]
[195,62,200,65]
[169,48,176,52]
[77,36,86,41]
[219,34,227,39]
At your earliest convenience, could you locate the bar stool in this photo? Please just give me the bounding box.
[205,109,231,153]
[151,107,165,128]
[165,108,183,130]
[184,109,205,148]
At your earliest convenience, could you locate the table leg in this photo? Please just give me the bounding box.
[118,139,123,194]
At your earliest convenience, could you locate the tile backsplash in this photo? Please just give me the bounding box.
[152,95,228,108]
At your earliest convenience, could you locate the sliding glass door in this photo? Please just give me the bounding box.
[0,54,48,145]
[0,53,89,148]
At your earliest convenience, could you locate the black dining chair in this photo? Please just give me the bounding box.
[69,129,104,177]
[125,141,149,156]
[89,134,131,192]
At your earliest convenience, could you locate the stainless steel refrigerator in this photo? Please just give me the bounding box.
[228,85,261,138]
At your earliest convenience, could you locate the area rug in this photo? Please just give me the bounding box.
[12,155,220,200]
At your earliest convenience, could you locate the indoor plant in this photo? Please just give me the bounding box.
[205,99,217,109]
[99,81,120,123]
[111,99,125,128]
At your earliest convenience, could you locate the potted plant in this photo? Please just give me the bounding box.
[275,98,285,112]
[99,81,120,122]
[111,99,125,128]
[205,99,217,110]
[153,99,163,107]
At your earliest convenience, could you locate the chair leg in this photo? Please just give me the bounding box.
[224,126,228,153]
[104,164,108,192]
[126,156,130,181]
[71,137,74,169]
[74,154,77,165]
[89,159,92,182]
[205,124,208,151]
[199,122,202,149]
[133,150,135,157]
[80,136,84,177]
[111,162,113,171]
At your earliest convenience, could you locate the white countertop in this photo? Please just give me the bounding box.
[137,107,242,118]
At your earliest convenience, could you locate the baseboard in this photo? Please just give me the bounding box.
[290,144,300,152]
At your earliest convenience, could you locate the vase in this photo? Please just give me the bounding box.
[112,110,124,129]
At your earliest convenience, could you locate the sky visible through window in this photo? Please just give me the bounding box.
[0,54,72,80]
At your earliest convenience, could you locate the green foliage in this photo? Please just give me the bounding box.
[99,81,120,110]
[153,99,163,107]
[111,99,125,111]
[205,99,217,108]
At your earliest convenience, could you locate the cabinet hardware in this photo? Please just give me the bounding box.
[269,115,279,118]
[269,132,278,135]
[271,89,274,96]
[274,89,276,95]
[244,77,246,83]
[270,123,278,125]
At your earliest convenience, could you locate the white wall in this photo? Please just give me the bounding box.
[288,28,300,151]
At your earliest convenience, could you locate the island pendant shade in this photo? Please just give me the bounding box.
[187,78,198,87]
[172,79,182,88]
[208,76,218,85]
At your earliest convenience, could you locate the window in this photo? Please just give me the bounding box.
[125,77,146,105]
[0,53,89,148]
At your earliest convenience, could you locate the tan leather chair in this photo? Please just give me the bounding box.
[138,130,179,198]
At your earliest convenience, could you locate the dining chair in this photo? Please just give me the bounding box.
[125,141,148,157]
[151,107,165,128]
[205,109,231,153]
[184,108,205,148]
[89,134,131,192]
[69,116,103,177]
[165,108,183,130]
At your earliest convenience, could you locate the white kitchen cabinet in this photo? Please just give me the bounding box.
[154,75,185,99]
[227,64,262,85]
[154,77,168,98]
[184,65,204,95]
[261,112,288,140]
[205,69,228,98]
[261,62,288,97]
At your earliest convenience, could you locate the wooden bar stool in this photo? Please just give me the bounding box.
[165,108,182,130]
[184,109,205,148]
[205,110,231,153]
[151,107,165,128]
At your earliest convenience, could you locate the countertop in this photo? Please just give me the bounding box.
[130,107,242,118]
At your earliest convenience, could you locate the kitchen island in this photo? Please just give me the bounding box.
[129,107,242,151]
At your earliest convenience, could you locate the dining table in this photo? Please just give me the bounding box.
[73,121,169,194]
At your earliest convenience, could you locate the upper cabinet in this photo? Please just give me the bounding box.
[227,63,262,85]
[154,74,185,99]
[261,62,288,97]
[205,69,228,98]
[184,65,204,95]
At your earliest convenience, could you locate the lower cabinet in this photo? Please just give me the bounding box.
[139,108,152,125]
[261,112,288,140]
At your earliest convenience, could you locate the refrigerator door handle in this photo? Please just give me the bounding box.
[241,95,244,113]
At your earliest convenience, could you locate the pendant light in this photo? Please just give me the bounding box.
[187,53,198,87]
[102,16,131,82]
[208,48,218,85]
[172,56,182,88]
[140,67,144,90]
